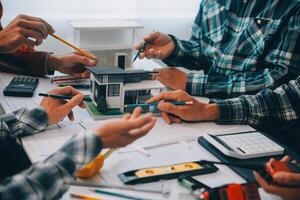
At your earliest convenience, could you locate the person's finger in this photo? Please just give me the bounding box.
[147,91,180,103]
[281,156,290,163]
[18,14,55,34]
[169,115,182,124]
[129,117,156,139]
[123,113,131,120]
[161,112,173,125]
[50,86,83,96]
[68,111,74,121]
[71,54,96,66]
[157,102,186,117]
[73,51,97,65]
[131,107,143,119]
[157,50,164,59]
[14,33,35,48]
[144,32,161,43]
[80,71,90,79]
[148,49,156,58]
[139,52,146,59]
[135,43,142,50]
[64,93,85,111]
[128,114,153,130]
[17,28,44,46]
[17,19,49,39]
[273,172,300,186]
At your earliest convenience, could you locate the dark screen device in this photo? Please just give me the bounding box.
[3,77,39,97]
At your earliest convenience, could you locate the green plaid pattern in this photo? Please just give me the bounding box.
[164,0,300,98]
[0,107,102,199]
[215,76,300,127]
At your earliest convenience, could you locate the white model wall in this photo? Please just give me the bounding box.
[1,0,201,54]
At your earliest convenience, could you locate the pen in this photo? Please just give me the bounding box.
[124,101,193,108]
[70,193,103,200]
[91,189,153,200]
[38,93,92,102]
[132,41,148,63]
[50,33,96,60]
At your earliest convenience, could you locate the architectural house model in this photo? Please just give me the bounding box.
[86,66,165,119]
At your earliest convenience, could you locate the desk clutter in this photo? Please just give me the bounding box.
[2,73,299,200]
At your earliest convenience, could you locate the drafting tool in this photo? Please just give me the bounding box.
[50,33,96,60]
[201,159,300,183]
[38,93,92,102]
[70,193,103,200]
[118,160,218,185]
[125,101,193,108]
[69,181,170,197]
[91,189,153,200]
[76,149,116,178]
[132,41,148,63]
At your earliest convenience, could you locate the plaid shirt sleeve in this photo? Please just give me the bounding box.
[0,107,103,200]
[0,107,48,147]
[214,76,300,127]
[163,0,300,99]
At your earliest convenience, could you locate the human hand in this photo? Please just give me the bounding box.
[40,86,86,125]
[153,67,187,90]
[254,156,300,200]
[48,51,97,77]
[147,90,220,124]
[135,32,175,60]
[93,107,156,148]
[0,15,54,53]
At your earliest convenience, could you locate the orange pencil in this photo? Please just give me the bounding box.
[50,33,96,60]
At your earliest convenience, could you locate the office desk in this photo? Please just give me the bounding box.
[0,71,281,200]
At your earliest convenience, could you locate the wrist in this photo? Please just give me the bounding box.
[48,54,61,72]
[203,103,220,121]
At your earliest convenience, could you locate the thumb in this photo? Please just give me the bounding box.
[64,94,85,110]
[73,54,96,66]
[273,172,300,186]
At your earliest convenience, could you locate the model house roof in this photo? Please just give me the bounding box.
[87,66,154,76]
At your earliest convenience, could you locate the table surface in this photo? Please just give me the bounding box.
[0,61,282,200]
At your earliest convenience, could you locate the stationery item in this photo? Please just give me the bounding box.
[203,131,284,159]
[91,189,153,200]
[51,76,89,84]
[118,160,218,185]
[132,41,148,63]
[76,149,116,178]
[50,33,95,60]
[125,101,193,108]
[69,181,170,197]
[198,136,284,182]
[38,93,92,102]
[70,193,103,200]
[3,77,39,97]
[178,175,210,192]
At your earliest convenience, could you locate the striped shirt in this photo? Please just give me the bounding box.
[0,107,102,200]
[164,0,300,98]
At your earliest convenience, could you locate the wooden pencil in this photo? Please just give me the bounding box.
[50,33,96,60]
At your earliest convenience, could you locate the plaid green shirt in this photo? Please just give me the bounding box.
[215,76,300,128]
[164,0,300,98]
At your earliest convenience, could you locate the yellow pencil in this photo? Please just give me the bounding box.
[50,33,96,60]
[70,193,103,200]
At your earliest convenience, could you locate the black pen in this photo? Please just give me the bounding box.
[132,41,149,63]
[38,93,92,102]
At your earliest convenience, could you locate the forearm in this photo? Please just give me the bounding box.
[186,65,289,98]
[0,107,48,147]
[214,77,300,127]
[0,130,103,200]
[0,46,53,76]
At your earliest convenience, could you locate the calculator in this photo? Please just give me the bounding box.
[3,77,39,97]
[204,131,284,159]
